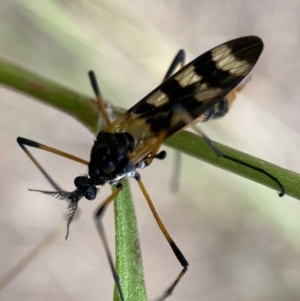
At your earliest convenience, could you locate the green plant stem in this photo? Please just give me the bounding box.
[165,132,300,200]
[113,180,147,301]
[0,59,98,132]
[0,59,125,133]
[1,59,300,198]
[0,59,146,299]
[2,59,300,300]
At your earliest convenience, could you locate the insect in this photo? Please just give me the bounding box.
[17,36,285,301]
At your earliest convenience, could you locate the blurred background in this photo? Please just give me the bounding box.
[1,1,300,300]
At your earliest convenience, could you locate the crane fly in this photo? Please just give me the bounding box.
[17,36,285,301]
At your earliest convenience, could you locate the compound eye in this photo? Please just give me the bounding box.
[85,185,97,200]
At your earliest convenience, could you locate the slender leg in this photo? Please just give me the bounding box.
[161,50,186,191]
[94,186,125,301]
[173,105,286,197]
[135,174,188,301]
[162,51,251,191]
[145,131,167,166]
[17,137,88,191]
[88,71,112,125]
[17,138,124,297]
[162,49,185,83]
[170,151,182,193]
[12,138,88,290]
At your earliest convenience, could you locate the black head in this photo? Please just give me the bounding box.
[74,176,97,200]
[88,131,135,182]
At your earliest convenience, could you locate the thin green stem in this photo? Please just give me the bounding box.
[2,58,300,198]
[2,59,300,300]
[0,58,146,299]
[113,180,147,301]
[165,132,300,200]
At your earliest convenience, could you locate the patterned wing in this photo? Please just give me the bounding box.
[106,36,263,138]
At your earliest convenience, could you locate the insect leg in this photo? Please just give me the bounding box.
[169,151,182,193]
[94,186,125,301]
[195,127,285,196]
[162,50,186,192]
[88,71,112,125]
[163,51,249,190]
[11,138,85,289]
[135,174,188,301]
[174,106,286,197]
[17,137,88,190]
[162,49,185,83]
[145,130,167,166]
[171,81,246,191]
